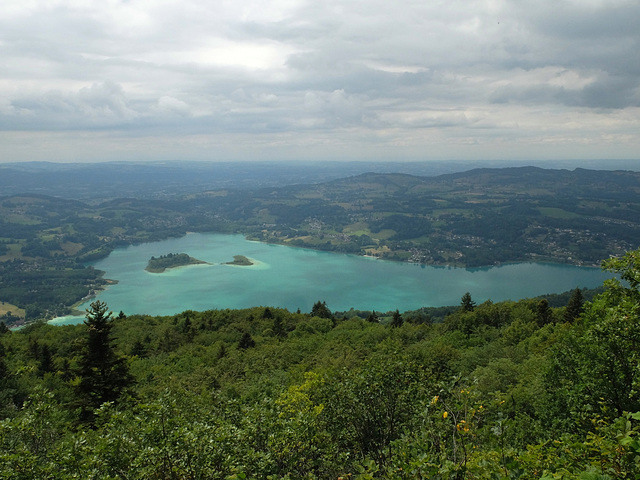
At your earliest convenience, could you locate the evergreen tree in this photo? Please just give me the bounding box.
[37,344,54,376]
[536,298,554,326]
[0,341,17,415]
[238,332,256,350]
[273,315,286,338]
[130,340,147,358]
[564,288,584,323]
[311,300,332,319]
[0,342,7,381]
[182,316,192,334]
[390,309,403,328]
[366,311,379,323]
[76,300,133,423]
[460,292,476,312]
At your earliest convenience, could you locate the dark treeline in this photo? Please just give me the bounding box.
[1,250,639,478]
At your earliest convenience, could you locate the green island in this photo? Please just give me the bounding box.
[145,253,208,273]
[225,255,253,266]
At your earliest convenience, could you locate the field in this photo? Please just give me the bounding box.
[0,301,25,319]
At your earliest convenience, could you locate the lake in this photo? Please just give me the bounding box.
[50,233,612,325]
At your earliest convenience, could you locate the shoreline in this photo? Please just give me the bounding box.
[246,234,603,269]
[42,232,603,326]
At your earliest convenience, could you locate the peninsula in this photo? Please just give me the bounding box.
[225,255,254,266]
[146,253,208,273]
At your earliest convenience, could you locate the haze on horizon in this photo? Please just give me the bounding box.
[1,0,639,166]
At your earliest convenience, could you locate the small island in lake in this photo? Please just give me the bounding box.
[225,255,254,266]
[146,253,208,273]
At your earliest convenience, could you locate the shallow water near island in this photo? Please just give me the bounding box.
[51,233,612,325]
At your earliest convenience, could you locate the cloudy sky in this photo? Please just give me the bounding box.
[1,0,639,164]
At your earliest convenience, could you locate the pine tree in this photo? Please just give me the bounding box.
[311,300,332,319]
[37,344,54,376]
[564,288,584,323]
[460,292,476,312]
[536,298,554,326]
[273,315,286,338]
[391,309,403,328]
[76,300,133,423]
[366,311,379,323]
[238,332,256,350]
[0,341,16,415]
[130,340,147,358]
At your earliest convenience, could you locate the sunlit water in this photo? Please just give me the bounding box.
[50,233,612,325]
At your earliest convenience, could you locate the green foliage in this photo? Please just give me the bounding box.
[366,310,379,323]
[146,252,206,273]
[390,309,403,328]
[461,292,476,312]
[564,288,584,323]
[310,300,332,319]
[537,298,554,326]
[2,249,640,477]
[75,301,134,423]
[237,331,256,350]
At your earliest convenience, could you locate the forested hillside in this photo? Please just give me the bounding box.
[1,250,639,479]
[2,166,640,324]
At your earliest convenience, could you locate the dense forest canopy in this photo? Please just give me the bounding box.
[0,249,639,478]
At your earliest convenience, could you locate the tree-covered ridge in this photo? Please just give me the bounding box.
[2,166,640,323]
[1,250,639,478]
[248,167,640,266]
[145,253,208,273]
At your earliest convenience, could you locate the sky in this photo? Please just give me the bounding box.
[1,0,639,164]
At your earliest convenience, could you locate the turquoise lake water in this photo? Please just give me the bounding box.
[50,233,613,325]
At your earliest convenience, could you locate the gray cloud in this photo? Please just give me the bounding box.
[490,73,640,109]
[1,0,639,162]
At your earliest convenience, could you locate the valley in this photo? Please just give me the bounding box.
[1,165,639,324]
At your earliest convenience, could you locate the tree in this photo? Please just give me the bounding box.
[273,315,286,338]
[321,358,425,468]
[536,298,554,326]
[311,300,332,319]
[547,250,640,426]
[460,292,476,312]
[601,249,640,298]
[76,300,133,423]
[563,288,583,323]
[0,341,16,414]
[390,310,403,328]
[37,344,54,376]
[238,332,256,350]
[130,340,147,358]
[366,311,379,323]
